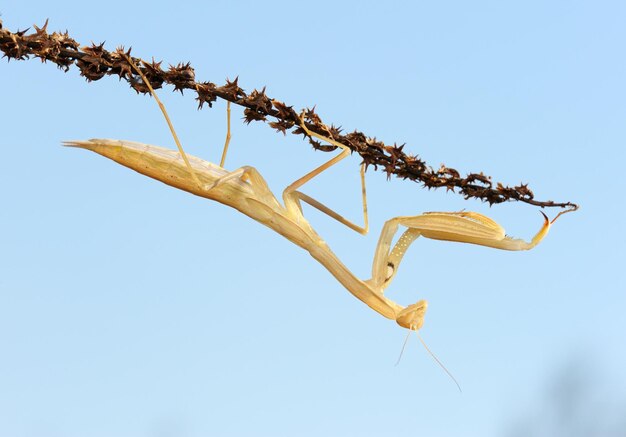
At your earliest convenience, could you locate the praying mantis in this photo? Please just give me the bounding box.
[64,58,573,335]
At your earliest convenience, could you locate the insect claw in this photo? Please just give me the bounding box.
[529,212,552,248]
[549,205,578,225]
[530,206,574,248]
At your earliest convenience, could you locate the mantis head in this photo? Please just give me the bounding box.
[395,300,428,330]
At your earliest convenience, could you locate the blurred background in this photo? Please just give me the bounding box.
[1,1,624,436]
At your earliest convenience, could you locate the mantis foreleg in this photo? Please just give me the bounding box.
[365,210,566,330]
[370,211,554,291]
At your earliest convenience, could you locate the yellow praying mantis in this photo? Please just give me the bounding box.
[64,58,573,339]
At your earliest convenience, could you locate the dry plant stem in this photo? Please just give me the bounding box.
[0,18,578,212]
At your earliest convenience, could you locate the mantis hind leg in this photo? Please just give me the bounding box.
[282,111,368,235]
[123,54,202,189]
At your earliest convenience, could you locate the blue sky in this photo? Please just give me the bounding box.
[1,1,625,436]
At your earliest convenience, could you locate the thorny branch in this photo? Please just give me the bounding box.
[0,19,578,211]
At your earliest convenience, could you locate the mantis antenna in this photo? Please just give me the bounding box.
[395,331,412,366]
[64,55,576,374]
[395,331,462,393]
[418,333,462,393]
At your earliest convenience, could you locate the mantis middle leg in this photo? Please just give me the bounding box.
[282,112,369,235]
[127,57,369,233]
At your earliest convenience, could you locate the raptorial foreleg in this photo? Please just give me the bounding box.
[366,210,562,330]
